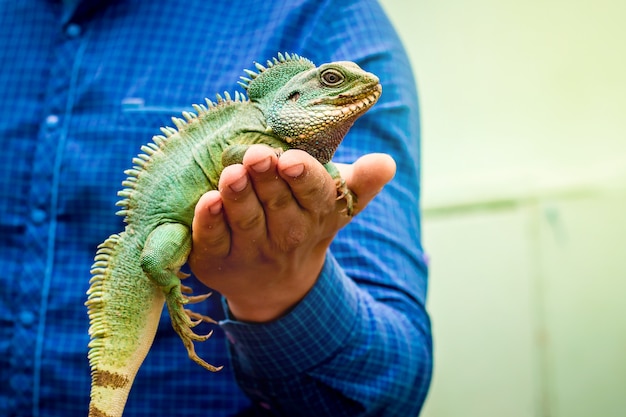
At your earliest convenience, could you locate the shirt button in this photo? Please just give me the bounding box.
[65,23,82,38]
[31,208,47,224]
[19,311,36,326]
[45,114,60,128]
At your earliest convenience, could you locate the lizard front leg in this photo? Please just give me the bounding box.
[323,161,356,216]
[140,222,222,372]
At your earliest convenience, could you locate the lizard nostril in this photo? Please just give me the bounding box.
[287,91,300,102]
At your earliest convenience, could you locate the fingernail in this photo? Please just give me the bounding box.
[283,163,304,178]
[209,201,222,215]
[229,175,248,193]
[251,156,271,173]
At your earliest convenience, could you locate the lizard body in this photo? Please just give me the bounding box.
[85,53,381,417]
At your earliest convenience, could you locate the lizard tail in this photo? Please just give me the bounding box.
[86,233,165,417]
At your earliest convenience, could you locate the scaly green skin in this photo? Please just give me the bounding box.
[85,53,381,417]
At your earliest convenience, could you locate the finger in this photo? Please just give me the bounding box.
[336,153,396,215]
[189,190,230,274]
[218,163,267,249]
[242,145,296,213]
[242,146,315,250]
[276,149,337,214]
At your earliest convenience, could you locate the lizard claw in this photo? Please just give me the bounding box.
[183,291,213,305]
[185,308,218,325]
[334,177,356,216]
[180,284,194,294]
[164,286,222,372]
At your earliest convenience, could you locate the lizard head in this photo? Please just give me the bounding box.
[242,54,382,164]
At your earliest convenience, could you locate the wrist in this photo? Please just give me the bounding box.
[219,252,361,378]
[224,254,325,323]
[226,297,298,323]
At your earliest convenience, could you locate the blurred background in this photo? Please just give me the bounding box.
[379,0,626,416]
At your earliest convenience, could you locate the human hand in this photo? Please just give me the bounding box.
[188,144,396,322]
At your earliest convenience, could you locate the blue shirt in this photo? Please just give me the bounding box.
[0,1,432,416]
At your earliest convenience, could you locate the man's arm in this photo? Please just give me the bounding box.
[188,149,429,416]
[189,0,431,414]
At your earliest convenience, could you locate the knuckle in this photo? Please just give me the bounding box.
[298,177,335,208]
[200,232,228,251]
[192,233,229,261]
[264,192,292,212]
[233,211,264,231]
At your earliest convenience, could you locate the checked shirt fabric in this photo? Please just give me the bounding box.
[0,1,432,416]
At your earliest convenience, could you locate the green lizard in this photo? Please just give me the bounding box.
[85,52,381,417]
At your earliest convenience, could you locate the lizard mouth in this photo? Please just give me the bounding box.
[321,83,382,118]
[351,83,382,111]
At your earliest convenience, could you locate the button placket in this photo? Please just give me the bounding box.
[15,20,88,413]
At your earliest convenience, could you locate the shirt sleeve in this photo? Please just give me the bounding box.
[219,0,433,416]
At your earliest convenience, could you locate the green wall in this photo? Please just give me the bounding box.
[379,1,626,415]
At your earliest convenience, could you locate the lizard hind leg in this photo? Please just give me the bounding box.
[140,223,223,373]
[165,286,223,372]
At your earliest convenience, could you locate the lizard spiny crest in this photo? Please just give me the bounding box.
[238,52,315,103]
[114,92,247,220]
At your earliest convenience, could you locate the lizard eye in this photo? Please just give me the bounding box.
[320,68,344,87]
